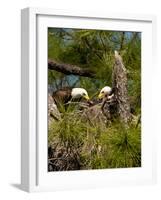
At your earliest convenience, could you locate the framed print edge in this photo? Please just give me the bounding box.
[21,8,37,192]
[21,7,157,192]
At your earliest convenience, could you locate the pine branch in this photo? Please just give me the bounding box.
[48,59,95,78]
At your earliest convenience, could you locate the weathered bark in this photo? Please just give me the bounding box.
[48,94,61,124]
[48,59,95,78]
[101,95,117,122]
[112,51,131,124]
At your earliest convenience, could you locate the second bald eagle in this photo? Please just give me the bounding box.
[52,87,90,106]
[98,86,114,100]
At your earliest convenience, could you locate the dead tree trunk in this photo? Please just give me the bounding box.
[112,51,131,124]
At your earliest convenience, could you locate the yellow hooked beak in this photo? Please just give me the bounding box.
[84,94,90,100]
[98,93,104,99]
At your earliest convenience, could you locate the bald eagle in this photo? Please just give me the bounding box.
[52,87,90,106]
[98,86,114,100]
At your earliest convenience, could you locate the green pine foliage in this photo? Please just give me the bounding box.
[48,107,141,169]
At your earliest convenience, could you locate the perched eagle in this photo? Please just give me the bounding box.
[98,86,114,100]
[52,87,90,106]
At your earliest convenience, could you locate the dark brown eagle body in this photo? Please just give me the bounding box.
[52,87,72,106]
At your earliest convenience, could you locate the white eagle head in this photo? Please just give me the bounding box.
[71,88,89,100]
[98,86,112,99]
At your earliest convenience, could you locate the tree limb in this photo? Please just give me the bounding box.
[120,32,125,51]
[48,59,96,78]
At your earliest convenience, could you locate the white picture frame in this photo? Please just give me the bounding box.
[21,7,156,192]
